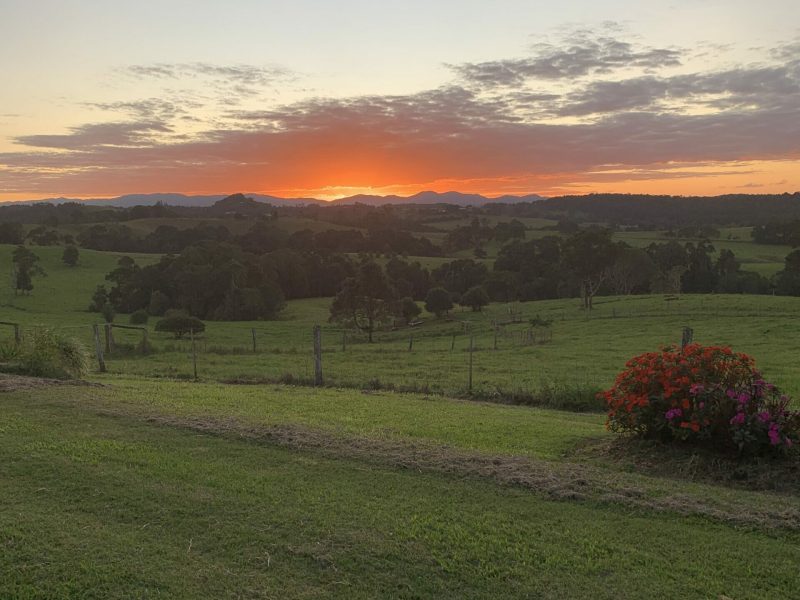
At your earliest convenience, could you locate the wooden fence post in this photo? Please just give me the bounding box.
[681,326,694,350]
[92,324,106,373]
[14,324,21,344]
[313,325,323,385]
[341,330,346,352]
[468,335,474,393]
[104,323,112,353]
[190,328,198,380]
[251,328,257,353]
[408,336,413,352]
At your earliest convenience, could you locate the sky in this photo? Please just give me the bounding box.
[1,0,799,201]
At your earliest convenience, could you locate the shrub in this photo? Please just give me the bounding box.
[129,309,149,325]
[11,329,90,379]
[155,310,205,339]
[601,344,799,455]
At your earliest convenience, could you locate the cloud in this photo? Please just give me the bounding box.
[451,29,681,87]
[14,121,173,150]
[124,62,292,89]
[2,29,799,198]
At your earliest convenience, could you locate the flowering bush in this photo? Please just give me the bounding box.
[601,344,800,455]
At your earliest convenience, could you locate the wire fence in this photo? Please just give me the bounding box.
[2,295,787,409]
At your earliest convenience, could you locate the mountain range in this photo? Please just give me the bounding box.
[2,191,547,208]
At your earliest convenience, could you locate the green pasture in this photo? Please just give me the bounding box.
[3,244,800,398]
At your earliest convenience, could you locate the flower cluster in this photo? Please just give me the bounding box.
[601,344,799,455]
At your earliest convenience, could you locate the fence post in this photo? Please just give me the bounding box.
[92,324,106,373]
[408,336,413,352]
[251,328,257,353]
[190,328,198,380]
[104,323,112,353]
[681,326,694,350]
[468,335,474,393]
[342,330,346,352]
[313,325,323,386]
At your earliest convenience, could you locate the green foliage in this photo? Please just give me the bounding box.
[460,285,490,312]
[88,285,108,312]
[7,328,90,379]
[129,309,149,325]
[148,290,171,316]
[424,287,452,317]
[329,260,395,342]
[155,310,205,339]
[11,245,45,295]
[61,244,79,267]
[397,296,421,324]
[101,302,116,323]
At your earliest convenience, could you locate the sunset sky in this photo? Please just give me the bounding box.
[1,0,799,201]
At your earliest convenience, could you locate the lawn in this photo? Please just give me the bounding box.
[3,382,800,598]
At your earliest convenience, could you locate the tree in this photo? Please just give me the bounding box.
[607,248,656,295]
[62,244,79,267]
[562,229,617,310]
[88,285,109,312]
[460,285,490,312]
[11,246,45,295]
[425,287,453,318]
[101,302,115,323]
[148,290,171,316]
[397,296,421,324]
[155,310,205,339]
[329,260,395,342]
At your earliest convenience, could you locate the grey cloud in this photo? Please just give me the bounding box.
[452,32,681,87]
[15,121,172,150]
[124,62,292,87]
[558,61,800,116]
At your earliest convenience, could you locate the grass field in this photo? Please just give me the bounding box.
[3,381,800,598]
[3,244,800,400]
[3,239,800,597]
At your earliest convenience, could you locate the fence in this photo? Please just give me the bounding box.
[0,312,707,411]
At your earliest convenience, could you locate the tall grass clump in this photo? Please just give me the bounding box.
[10,329,90,379]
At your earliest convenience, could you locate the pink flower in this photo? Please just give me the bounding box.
[689,383,705,395]
[768,426,781,446]
[730,412,746,426]
[757,411,771,423]
[665,408,682,420]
